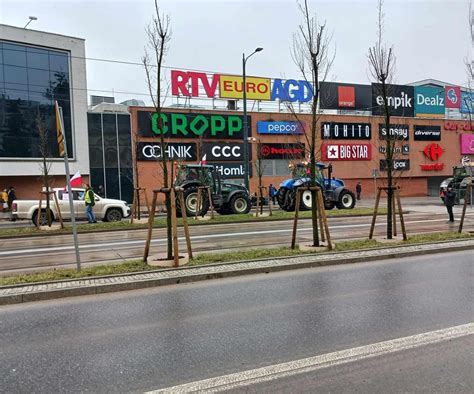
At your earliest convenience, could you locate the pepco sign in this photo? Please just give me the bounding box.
[171,70,313,103]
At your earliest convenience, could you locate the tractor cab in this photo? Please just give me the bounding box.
[175,164,221,195]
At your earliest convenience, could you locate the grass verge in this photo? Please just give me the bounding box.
[0,208,386,238]
[0,231,471,287]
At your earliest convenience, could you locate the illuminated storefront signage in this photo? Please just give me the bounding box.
[380,159,410,171]
[258,143,305,159]
[213,163,252,178]
[423,143,444,161]
[445,86,461,109]
[136,142,197,161]
[372,84,414,117]
[137,111,250,140]
[460,91,474,114]
[414,125,441,141]
[420,163,444,171]
[202,143,251,162]
[319,82,372,110]
[257,121,304,135]
[321,122,371,140]
[378,124,409,140]
[414,86,445,117]
[321,143,371,161]
[460,134,474,155]
[379,145,410,155]
[171,69,314,103]
[444,121,472,131]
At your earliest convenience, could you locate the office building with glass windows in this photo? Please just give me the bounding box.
[0,24,88,199]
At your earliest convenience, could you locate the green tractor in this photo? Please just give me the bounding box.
[174,164,252,217]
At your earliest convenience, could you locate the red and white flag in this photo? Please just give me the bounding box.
[69,171,83,188]
[199,154,207,166]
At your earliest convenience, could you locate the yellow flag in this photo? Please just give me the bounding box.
[55,101,65,157]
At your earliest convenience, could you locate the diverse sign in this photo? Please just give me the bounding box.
[321,143,371,161]
[258,143,305,159]
[380,159,410,171]
[319,82,372,110]
[445,86,461,109]
[136,142,197,161]
[414,125,441,141]
[171,70,314,103]
[460,91,474,114]
[219,75,271,100]
[379,145,410,155]
[460,134,474,155]
[378,124,409,141]
[372,84,415,117]
[321,122,371,140]
[423,143,444,161]
[137,111,250,139]
[202,143,251,162]
[257,121,304,135]
[213,163,252,178]
[414,86,445,117]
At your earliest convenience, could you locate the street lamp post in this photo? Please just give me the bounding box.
[242,47,263,191]
[23,16,38,29]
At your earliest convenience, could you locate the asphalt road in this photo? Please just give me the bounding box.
[0,207,473,274]
[0,251,472,392]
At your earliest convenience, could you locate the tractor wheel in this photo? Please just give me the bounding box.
[300,189,312,211]
[177,186,209,217]
[336,189,356,209]
[324,198,335,210]
[277,188,296,212]
[229,194,251,214]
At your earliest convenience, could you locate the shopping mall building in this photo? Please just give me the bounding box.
[1,24,473,203]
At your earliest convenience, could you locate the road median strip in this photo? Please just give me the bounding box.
[1,238,473,305]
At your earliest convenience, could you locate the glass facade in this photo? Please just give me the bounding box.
[87,112,133,202]
[0,41,73,158]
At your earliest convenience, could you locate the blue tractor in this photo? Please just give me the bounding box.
[277,162,356,211]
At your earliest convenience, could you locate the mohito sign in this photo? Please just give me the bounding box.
[137,111,250,140]
[321,143,371,161]
[202,143,252,162]
[171,70,313,103]
[380,159,410,171]
[257,121,304,135]
[414,125,441,141]
[321,122,371,140]
[136,142,197,161]
[213,163,252,178]
[258,143,305,159]
[461,134,474,155]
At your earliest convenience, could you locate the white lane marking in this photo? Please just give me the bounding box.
[149,322,474,393]
[0,217,470,257]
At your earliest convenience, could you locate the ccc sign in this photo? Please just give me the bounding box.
[203,143,251,162]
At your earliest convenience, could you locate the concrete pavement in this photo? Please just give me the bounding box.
[1,238,473,305]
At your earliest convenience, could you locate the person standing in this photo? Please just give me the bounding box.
[84,184,97,223]
[97,184,105,198]
[356,182,362,200]
[7,186,16,210]
[444,187,456,223]
[269,184,277,205]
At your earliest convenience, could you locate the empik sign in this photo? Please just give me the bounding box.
[257,121,304,135]
[372,84,414,117]
[171,70,314,103]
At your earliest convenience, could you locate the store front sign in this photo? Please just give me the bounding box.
[445,86,461,109]
[258,143,305,159]
[414,86,445,117]
[423,143,444,161]
[378,124,409,140]
[414,125,441,141]
[136,142,197,161]
[202,143,251,162]
[137,111,250,140]
[444,121,472,131]
[420,163,444,171]
[461,134,474,155]
[372,84,415,117]
[321,122,371,140]
[213,163,252,178]
[379,145,410,155]
[380,159,410,171]
[319,82,372,110]
[219,75,271,100]
[257,121,304,135]
[321,143,371,161]
[461,91,474,114]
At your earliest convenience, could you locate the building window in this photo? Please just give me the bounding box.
[0,40,73,159]
[261,160,291,177]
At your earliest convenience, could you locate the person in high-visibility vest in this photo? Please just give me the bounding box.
[84,184,97,224]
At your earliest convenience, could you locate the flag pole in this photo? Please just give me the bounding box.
[56,101,81,271]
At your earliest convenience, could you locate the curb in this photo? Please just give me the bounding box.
[1,239,472,306]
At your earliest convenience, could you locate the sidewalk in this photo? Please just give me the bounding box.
[1,238,473,306]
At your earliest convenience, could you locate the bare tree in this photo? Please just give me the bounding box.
[142,0,173,258]
[368,0,398,239]
[289,0,335,246]
[464,1,474,130]
[37,112,53,227]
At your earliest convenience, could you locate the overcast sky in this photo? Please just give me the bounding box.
[1,0,472,105]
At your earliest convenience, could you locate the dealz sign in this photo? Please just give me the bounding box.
[322,143,371,161]
[137,142,197,161]
[137,111,250,140]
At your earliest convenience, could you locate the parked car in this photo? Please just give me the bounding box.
[12,188,131,225]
